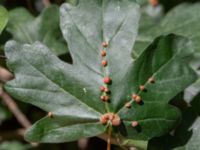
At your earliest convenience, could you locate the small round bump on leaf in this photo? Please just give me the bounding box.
[149,0,159,7]
[135,95,141,103]
[100,115,108,125]
[108,113,114,120]
[125,102,131,109]
[132,94,137,100]
[100,95,105,101]
[104,77,111,84]
[104,95,110,102]
[148,77,155,83]
[100,113,121,126]
[131,121,139,127]
[139,85,145,91]
[112,115,121,126]
[101,60,107,67]
[101,50,107,57]
[48,112,53,118]
[102,41,108,47]
[100,86,105,92]
[104,87,110,93]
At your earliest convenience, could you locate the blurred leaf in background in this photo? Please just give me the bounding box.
[0,141,31,150]
[7,5,68,55]
[0,5,8,34]
[134,3,200,57]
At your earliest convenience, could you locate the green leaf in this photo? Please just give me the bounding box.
[134,3,200,57]
[7,5,68,55]
[122,139,148,150]
[0,141,30,150]
[148,106,200,150]
[0,5,8,34]
[4,1,197,145]
[25,116,105,143]
[174,116,200,150]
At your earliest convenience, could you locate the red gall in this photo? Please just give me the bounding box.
[100,95,105,101]
[104,77,111,84]
[148,77,155,83]
[125,102,131,109]
[101,50,107,57]
[101,60,107,67]
[48,112,53,118]
[104,95,110,102]
[132,94,137,100]
[100,115,108,125]
[100,86,105,92]
[149,0,159,7]
[131,121,139,127]
[104,87,110,93]
[135,95,142,103]
[102,41,108,47]
[112,115,121,126]
[139,85,145,91]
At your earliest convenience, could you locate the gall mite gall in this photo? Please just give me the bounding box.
[102,41,108,47]
[149,0,159,7]
[135,95,142,103]
[104,114,110,120]
[108,113,114,120]
[100,95,105,101]
[112,115,121,126]
[125,102,131,108]
[131,121,139,127]
[100,113,121,127]
[104,87,110,93]
[148,77,155,83]
[132,94,137,100]
[101,60,107,67]
[100,115,108,125]
[100,86,105,92]
[104,95,110,102]
[104,77,111,84]
[139,85,145,91]
[48,112,53,118]
[101,50,107,57]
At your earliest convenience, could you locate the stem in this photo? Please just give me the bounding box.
[0,87,31,129]
[26,0,34,13]
[0,67,14,83]
[107,125,112,150]
[56,0,63,5]
[0,67,31,128]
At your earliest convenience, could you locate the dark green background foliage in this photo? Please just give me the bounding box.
[0,0,200,150]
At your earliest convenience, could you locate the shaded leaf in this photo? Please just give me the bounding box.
[0,141,30,150]
[7,5,68,55]
[134,3,200,57]
[0,5,8,34]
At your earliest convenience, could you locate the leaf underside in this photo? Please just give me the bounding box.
[4,0,197,145]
